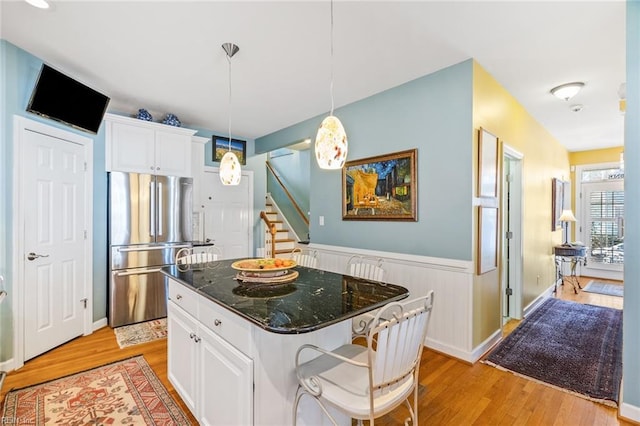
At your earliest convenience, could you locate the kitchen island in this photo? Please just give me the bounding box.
[163,259,409,425]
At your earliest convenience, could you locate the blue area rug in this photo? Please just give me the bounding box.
[484,298,622,406]
[583,281,624,297]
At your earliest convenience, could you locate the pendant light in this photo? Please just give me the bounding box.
[219,42,242,186]
[315,0,348,170]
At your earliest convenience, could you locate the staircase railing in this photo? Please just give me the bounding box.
[266,161,309,227]
[260,211,277,258]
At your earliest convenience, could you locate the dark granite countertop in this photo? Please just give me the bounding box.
[162,259,409,334]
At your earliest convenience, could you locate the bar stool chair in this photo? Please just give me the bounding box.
[175,246,222,271]
[291,247,319,269]
[346,255,386,337]
[293,291,435,426]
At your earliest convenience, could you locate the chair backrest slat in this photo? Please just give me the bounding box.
[346,255,385,281]
[368,292,434,391]
[175,246,222,271]
[291,248,319,269]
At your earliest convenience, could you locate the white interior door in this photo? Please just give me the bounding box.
[202,169,252,259]
[581,180,624,281]
[22,127,88,360]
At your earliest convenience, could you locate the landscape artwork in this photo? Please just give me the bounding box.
[213,135,246,165]
[342,149,417,221]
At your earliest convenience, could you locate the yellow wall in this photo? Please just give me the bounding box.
[471,61,570,346]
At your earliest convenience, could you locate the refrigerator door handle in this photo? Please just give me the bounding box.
[158,181,163,237]
[117,244,190,253]
[113,268,163,277]
[150,181,156,237]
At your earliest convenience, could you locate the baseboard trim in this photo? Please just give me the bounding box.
[425,338,474,363]
[0,357,16,374]
[619,402,640,423]
[426,331,501,365]
[522,287,554,318]
[93,317,108,331]
[470,329,503,363]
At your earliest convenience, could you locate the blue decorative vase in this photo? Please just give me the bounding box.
[162,113,181,127]
[137,108,153,121]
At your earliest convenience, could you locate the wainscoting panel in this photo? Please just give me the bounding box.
[310,244,476,361]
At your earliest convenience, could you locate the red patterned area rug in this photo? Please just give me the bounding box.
[1,355,190,425]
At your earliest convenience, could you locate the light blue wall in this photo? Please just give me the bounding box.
[268,149,311,240]
[623,0,640,409]
[0,40,109,361]
[257,60,474,260]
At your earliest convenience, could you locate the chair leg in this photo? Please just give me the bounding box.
[293,386,340,426]
[292,386,302,426]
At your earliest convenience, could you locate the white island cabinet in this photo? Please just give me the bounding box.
[166,277,352,425]
[104,113,197,177]
[168,279,253,425]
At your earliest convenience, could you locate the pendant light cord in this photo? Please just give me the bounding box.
[329,0,335,116]
[227,54,233,151]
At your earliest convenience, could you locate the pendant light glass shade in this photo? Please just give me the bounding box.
[315,0,348,170]
[219,151,242,185]
[220,42,241,186]
[315,115,348,169]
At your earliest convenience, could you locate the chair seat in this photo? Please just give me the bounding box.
[297,344,415,419]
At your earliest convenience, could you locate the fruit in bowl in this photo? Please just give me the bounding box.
[232,258,296,271]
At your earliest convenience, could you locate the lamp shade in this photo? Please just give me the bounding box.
[559,209,577,222]
[315,115,348,170]
[219,151,242,185]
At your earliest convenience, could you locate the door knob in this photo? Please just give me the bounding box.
[27,252,49,261]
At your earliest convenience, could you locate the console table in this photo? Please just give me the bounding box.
[554,245,587,294]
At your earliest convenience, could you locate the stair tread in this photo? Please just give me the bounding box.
[275,238,296,243]
[274,249,295,254]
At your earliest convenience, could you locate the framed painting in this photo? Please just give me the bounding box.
[213,135,246,165]
[342,149,417,221]
[478,206,499,274]
[551,177,565,231]
[478,128,498,198]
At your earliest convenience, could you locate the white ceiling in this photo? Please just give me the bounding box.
[0,1,626,151]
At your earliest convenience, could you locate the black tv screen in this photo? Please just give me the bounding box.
[27,64,110,134]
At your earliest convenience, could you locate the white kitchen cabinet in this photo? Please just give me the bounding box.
[167,302,198,414]
[167,281,253,425]
[105,113,197,176]
[199,323,253,426]
[166,276,349,425]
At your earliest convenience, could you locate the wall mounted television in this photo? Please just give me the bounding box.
[26,64,110,134]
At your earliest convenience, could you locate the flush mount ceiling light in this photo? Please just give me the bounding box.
[315,0,348,170]
[24,0,50,8]
[219,42,242,186]
[550,82,585,101]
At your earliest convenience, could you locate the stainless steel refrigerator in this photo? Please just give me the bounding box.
[108,172,193,327]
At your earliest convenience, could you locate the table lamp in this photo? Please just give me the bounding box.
[559,209,577,246]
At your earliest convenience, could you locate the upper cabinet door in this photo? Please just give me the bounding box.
[155,131,192,176]
[107,122,156,173]
[105,113,197,177]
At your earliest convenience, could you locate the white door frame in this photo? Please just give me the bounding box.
[502,144,524,321]
[575,162,624,281]
[11,116,93,370]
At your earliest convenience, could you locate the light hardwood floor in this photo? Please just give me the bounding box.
[0,277,630,425]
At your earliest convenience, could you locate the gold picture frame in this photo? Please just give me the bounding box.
[342,149,417,221]
[478,206,499,274]
[478,128,498,198]
[551,177,565,231]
